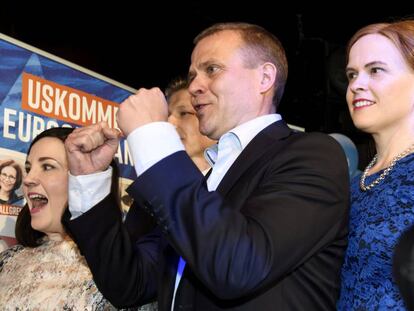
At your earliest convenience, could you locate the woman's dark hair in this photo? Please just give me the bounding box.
[0,160,23,194]
[15,127,120,247]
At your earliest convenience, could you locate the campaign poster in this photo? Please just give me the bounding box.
[0,33,136,251]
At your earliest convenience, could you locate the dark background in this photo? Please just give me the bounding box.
[1,4,413,168]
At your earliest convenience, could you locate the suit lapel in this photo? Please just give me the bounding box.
[217,120,293,196]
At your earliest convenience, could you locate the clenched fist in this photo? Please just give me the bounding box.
[117,87,168,136]
[65,122,121,175]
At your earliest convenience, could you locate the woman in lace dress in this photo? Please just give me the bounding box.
[337,20,414,310]
[0,127,157,310]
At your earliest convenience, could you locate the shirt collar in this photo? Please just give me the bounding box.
[204,114,282,166]
[204,142,218,167]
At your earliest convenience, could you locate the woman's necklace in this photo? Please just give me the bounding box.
[360,143,414,191]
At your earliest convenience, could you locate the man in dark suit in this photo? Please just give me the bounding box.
[64,22,349,310]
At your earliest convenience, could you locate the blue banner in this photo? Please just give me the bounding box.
[0,33,136,249]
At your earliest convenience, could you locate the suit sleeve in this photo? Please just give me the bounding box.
[127,134,349,300]
[64,194,160,308]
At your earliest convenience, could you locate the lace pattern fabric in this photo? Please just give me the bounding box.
[0,238,157,310]
[337,153,414,310]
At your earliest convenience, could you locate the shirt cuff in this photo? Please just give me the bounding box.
[127,122,185,176]
[68,167,112,219]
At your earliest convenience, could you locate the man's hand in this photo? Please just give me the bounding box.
[65,122,121,175]
[117,87,168,136]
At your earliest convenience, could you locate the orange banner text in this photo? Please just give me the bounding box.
[21,72,119,128]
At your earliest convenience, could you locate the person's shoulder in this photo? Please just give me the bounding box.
[0,244,24,255]
[288,131,342,150]
[0,244,24,266]
[283,132,349,172]
[301,131,335,141]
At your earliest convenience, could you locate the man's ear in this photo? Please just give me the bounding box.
[259,62,277,93]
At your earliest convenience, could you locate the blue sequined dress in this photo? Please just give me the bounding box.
[337,153,414,310]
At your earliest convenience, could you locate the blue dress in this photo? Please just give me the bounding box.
[338,153,414,310]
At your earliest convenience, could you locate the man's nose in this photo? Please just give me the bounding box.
[188,75,206,97]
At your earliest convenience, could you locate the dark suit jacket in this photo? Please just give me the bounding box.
[66,121,350,310]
